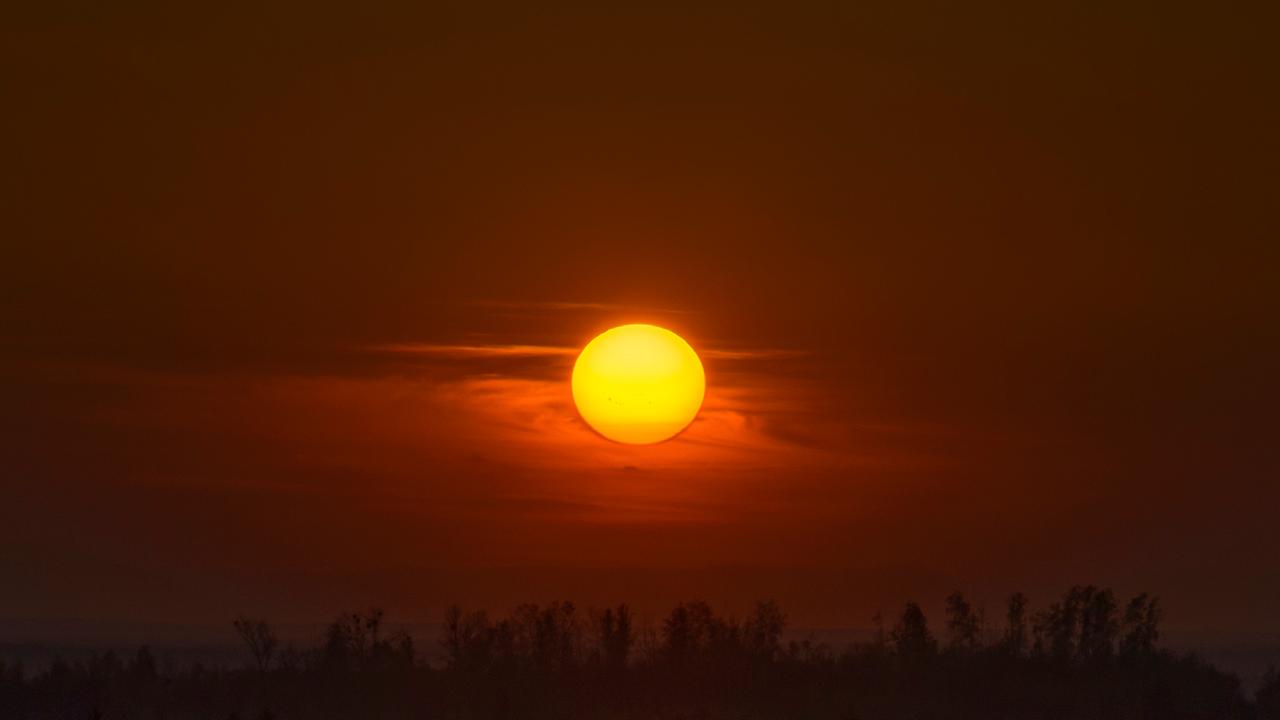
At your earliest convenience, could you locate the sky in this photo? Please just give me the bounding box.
[2,0,1278,633]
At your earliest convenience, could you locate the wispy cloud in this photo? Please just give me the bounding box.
[366,342,805,362]
[356,342,826,465]
[701,348,808,360]
[367,343,577,358]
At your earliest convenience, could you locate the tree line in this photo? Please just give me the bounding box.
[1,586,1278,719]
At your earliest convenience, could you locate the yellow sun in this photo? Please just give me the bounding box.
[571,324,706,444]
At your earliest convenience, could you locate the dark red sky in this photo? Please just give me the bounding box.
[2,0,1277,632]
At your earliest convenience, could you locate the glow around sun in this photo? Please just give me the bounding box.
[571,324,706,444]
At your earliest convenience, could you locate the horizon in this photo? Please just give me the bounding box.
[5,597,1280,695]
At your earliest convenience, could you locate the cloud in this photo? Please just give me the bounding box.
[700,348,809,360]
[367,342,807,362]
[349,339,846,477]
[367,343,578,358]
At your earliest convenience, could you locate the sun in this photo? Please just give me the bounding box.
[571,324,706,444]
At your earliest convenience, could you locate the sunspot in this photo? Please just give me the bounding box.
[571,324,706,444]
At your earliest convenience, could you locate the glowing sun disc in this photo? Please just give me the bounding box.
[571,324,706,444]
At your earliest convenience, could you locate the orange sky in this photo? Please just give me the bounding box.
[2,0,1278,632]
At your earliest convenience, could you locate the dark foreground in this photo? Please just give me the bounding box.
[4,587,1279,719]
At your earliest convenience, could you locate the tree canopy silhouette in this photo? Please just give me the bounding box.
[0,587,1263,720]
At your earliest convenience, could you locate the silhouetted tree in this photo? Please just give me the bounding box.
[598,604,634,671]
[944,591,980,653]
[743,599,787,661]
[1077,586,1118,661]
[1119,593,1162,657]
[661,601,698,669]
[891,602,936,658]
[130,646,158,683]
[1003,592,1029,656]
[635,616,661,665]
[318,608,404,674]
[233,616,279,672]
[530,601,579,673]
[442,605,494,672]
[660,597,691,666]
[661,600,738,670]
[1034,586,1087,660]
[0,591,1259,720]
[1258,666,1280,720]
